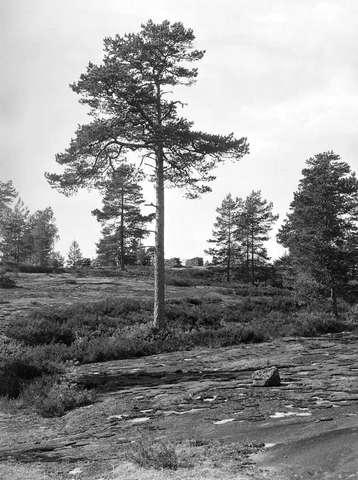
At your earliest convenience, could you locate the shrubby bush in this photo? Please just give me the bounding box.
[0,337,64,398]
[127,438,178,470]
[22,377,95,417]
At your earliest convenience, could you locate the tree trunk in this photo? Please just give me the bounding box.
[227,213,231,283]
[153,150,165,329]
[251,230,255,285]
[331,285,338,317]
[246,236,250,283]
[119,188,125,270]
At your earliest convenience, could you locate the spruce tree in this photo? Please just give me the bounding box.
[67,241,83,269]
[46,20,249,329]
[92,164,153,269]
[206,194,243,282]
[278,152,358,315]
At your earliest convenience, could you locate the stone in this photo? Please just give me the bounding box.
[252,366,281,387]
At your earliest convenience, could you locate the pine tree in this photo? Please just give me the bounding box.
[67,241,83,268]
[206,194,243,282]
[46,20,249,329]
[92,164,154,269]
[238,191,278,285]
[277,152,358,315]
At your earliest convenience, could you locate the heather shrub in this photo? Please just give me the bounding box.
[23,377,95,417]
[127,438,178,470]
[0,338,64,398]
[291,311,347,336]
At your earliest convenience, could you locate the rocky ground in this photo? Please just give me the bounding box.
[0,274,357,479]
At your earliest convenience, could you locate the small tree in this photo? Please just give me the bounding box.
[206,193,243,282]
[67,241,83,269]
[46,20,248,329]
[0,180,17,212]
[0,199,30,263]
[27,207,59,266]
[278,152,358,315]
[49,251,65,270]
[92,164,153,269]
[238,191,278,285]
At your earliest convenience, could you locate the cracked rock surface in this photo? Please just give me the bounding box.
[0,332,357,479]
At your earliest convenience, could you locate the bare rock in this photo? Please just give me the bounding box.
[252,366,281,387]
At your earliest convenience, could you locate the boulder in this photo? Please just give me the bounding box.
[252,366,281,387]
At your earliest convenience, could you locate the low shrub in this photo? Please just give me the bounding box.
[127,438,178,470]
[0,338,64,398]
[166,277,194,287]
[23,377,95,417]
[292,311,347,336]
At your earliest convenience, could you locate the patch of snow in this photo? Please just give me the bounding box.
[214,418,235,425]
[165,408,204,416]
[108,414,124,421]
[203,395,217,402]
[129,417,150,424]
[69,468,82,476]
[264,443,276,449]
[269,411,312,419]
[140,409,153,413]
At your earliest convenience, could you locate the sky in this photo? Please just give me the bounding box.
[1,0,358,261]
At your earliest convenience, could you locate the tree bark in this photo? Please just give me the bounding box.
[153,79,166,330]
[331,285,338,317]
[251,230,255,285]
[119,188,125,270]
[153,149,165,329]
[226,211,231,283]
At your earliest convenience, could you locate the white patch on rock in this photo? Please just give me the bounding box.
[108,414,124,421]
[164,408,204,416]
[264,443,276,448]
[129,417,150,424]
[269,411,312,419]
[214,418,235,425]
[203,395,217,402]
[69,467,82,475]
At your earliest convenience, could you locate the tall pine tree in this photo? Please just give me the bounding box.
[278,152,358,315]
[46,20,249,329]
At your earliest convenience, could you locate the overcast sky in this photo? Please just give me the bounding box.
[1,0,358,261]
